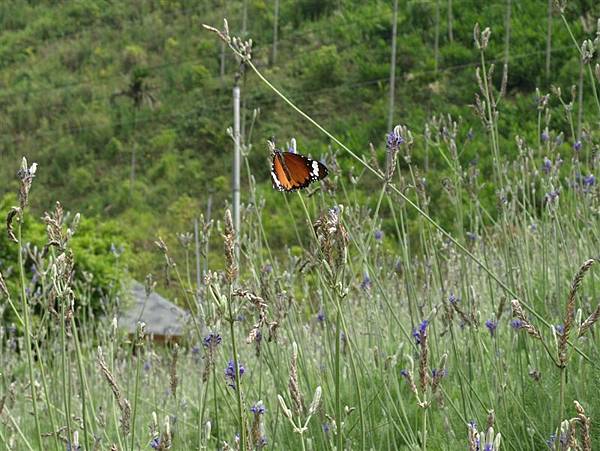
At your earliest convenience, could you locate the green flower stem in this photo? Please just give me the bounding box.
[17,221,43,448]
[227,52,595,369]
[227,286,246,451]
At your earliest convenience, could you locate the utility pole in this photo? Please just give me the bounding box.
[577,57,584,138]
[447,0,453,42]
[220,0,226,79]
[546,0,552,79]
[272,0,279,66]
[504,0,511,66]
[242,0,248,36]
[388,0,398,131]
[232,79,241,257]
[130,142,136,200]
[194,217,201,291]
[204,194,212,277]
[434,0,440,74]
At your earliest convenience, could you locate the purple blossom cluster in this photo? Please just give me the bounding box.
[412,320,428,345]
[386,128,405,151]
[225,359,245,389]
[485,320,497,337]
[203,332,222,348]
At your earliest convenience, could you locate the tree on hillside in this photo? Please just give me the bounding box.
[110,69,156,200]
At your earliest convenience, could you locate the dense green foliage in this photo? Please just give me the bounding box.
[2,1,600,450]
[0,0,599,280]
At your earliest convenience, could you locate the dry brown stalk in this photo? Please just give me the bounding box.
[0,270,9,298]
[97,347,131,435]
[288,343,305,415]
[6,207,19,243]
[578,303,600,338]
[510,299,542,340]
[223,209,238,284]
[430,354,448,395]
[0,382,16,416]
[574,401,591,451]
[170,344,179,399]
[559,259,595,366]
[418,327,430,392]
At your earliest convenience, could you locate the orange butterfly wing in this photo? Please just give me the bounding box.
[271,152,328,192]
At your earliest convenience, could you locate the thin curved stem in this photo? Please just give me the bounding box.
[220,50,596,368]
[227,289,246,451]
[17,221,43,448]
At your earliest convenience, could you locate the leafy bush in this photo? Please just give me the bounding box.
[0,193,128,323]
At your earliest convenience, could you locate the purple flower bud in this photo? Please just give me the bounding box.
[583,174,595,187]
[386,129,405,151]
[225,359,245,389]
[510,319,523,330]
[203,332,222,348]
[542,157,552,174]
[250,403,266,414]
[360,274,372,291]
[485,319,497,337]
[554,324,564,335]
[262,264,273,274]
[374,230,384,241]
[394,259,402,274]
[412,320,428,345]
[544,190,559,204]
[541,130,549,142]
[573,140,582,151]
[431,368,448,378]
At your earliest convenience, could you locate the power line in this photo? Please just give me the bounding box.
[0,41,577,150]
[0,0,508,102]
[0,9,394,102]
[0,33,576,131]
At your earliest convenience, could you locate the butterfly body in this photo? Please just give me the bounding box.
[271,150,328,192]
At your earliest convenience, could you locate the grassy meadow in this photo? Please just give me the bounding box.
[2,1,600,450]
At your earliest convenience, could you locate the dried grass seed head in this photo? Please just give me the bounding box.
[17,157,37,210]
[97,347,131,435]
[6,207,20,243]
[223,209,238,283]
[0,271,9,298]
[170,344,179,398]
[289,342,305,414]
[510,299,542,340]
[559,259,595,366]
[313,205,349,271]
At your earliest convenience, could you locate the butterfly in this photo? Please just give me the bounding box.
[271,149,328,192]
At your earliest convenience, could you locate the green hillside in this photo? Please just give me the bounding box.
[0,0,598,277]
[3,2,600,449]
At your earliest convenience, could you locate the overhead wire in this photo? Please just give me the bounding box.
[0,0,574,152]
[0,0,507,102]
[0,40,576,150]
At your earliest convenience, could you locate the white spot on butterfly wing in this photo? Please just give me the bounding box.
[271,170,284,190]
[311,160,320,178]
